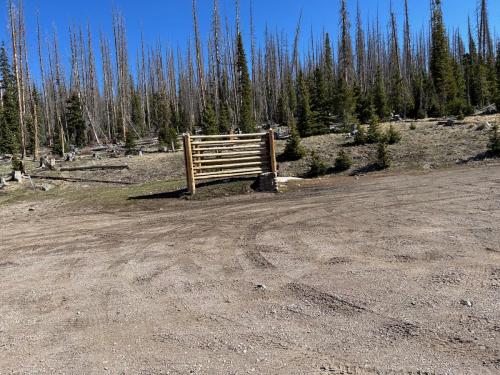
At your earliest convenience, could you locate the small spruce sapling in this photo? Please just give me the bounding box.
[125,131,137,155]
[386,124,401,144]
[308,150,329,177]
[334,149,352,172]
[377,141,390,169]
[489,124,500,156]
[367,120,381,143]
[169,128,180,150]
[354,124,367,145]
[11,154,21,171]
[283,119,306,161]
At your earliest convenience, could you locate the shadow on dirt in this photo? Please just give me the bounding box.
[457,151,498,164]
[128,178,259,201]
[128,188,188,200]
[349,163,381,176]
[277,153,303,163]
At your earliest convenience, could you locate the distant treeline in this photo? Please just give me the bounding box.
[0,0,499,158]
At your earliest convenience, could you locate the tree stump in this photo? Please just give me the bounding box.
[11,170,22,182]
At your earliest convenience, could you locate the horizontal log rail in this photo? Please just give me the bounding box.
[190,133,267,139]
[191,139,264,145]
[193,161,267,171]
[195,167,265,179]
[183,130,277,195]
[191,150,264,157]
[192,144,266,152]
[196,156,267,164]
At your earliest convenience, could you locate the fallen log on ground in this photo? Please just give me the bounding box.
[135,138,159,146]
[59,164,129,172]
[90,146,110,152]
[30,175,136,185]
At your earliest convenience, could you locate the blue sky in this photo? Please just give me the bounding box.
[0,0,499,82]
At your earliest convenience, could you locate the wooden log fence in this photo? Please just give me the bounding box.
[183,130,277,195]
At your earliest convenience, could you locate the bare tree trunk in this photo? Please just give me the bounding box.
[113,10,130,140]
[192,0,206,111]
[36,13,53,147]
[9,0,27,159]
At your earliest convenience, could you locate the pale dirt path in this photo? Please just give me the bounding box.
[0,165,499,374]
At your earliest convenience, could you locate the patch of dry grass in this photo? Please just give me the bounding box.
[277,116,495,177]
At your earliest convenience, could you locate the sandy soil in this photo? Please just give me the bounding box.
[1,164,499,374]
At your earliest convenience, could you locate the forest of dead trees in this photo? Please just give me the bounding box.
[0,0,500,160]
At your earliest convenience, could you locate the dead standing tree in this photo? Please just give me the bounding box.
[17,1,40,160]
[113,10,131,140]
[192,0,206,113]
[100,33,116,141]
[8,0,27,159]
[47,27,67,155]
[37,13,53,147]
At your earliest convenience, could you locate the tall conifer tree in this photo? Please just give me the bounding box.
[0,44,19,154]
[236,33,255,133]
[429,0,455,115]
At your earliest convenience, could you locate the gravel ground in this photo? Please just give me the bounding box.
[0,163,499,374]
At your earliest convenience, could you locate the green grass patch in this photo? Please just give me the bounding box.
[0,179,185,210]
[0,177,261,210]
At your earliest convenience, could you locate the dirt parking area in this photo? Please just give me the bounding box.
[1,164,499,374]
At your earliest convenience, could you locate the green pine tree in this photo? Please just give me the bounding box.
[367,120,382,144]
[323,33,336,117]
[485,56,497,107]
[354,124,367,145]
[334,149,352,172]
[275,92,289,126]
[131,90,145,136]
[151,93,170,133]
[429,0,456,116]
[335,74,355,127]
[236,33,255,133]
[448,58,467,116]
[65,93,86,148]
[219,101,232,134]
[309,150,329,177]
[377,141,390,169]
[297,71,313,137]
[411,70,426,119]
[52,119,64,156]
[465,23,483,108]
[0,44,19,155]
[283,117,306,161]
[389,70,404,116]
[386,124,402,144]
[336,0,355,126]
[201,102,218,135]
[373,66,389,121]
[356,90,375,124]
[125,131,137,155]
[311,66,329,133]
[496,43,500,109]
[286,72,298,116]
[159,125,179,150]
[489,124,500,156]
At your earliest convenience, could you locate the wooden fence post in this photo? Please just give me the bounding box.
[268,129,277,174]
[183,133,196,195]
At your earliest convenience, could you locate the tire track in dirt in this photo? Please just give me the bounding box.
[286,282,367,315]
[283,281,499,371]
